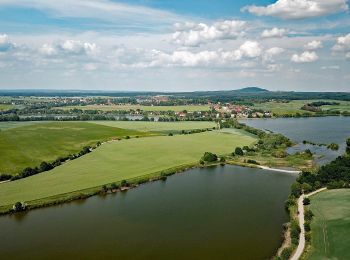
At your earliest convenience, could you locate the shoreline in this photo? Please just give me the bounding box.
[0,160,300,216]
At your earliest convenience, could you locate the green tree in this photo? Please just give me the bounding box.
[303,197,310,205]
[235,147,244,156]
[291,182,302,197]
[201,152,218,162]
[14,202,24,212]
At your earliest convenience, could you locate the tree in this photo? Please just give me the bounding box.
[305,209,314,221]
[235,147,244,156]
[39,161,53,172]
[201,152,218,162]
[302,183,313,193]
[111,183,119,190]
[291,182,302,197]
[13,202,24,212]
[220,156,226,162]
[121,180,128,187]
[303,197,310,205]
[347,138,350,153]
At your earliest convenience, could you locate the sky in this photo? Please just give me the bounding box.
[0,0,349,92]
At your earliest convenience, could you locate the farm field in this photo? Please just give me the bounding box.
[0,121,50,130]
[0,121,146,175]
[252,100,312,116]
[322,100,350,113]
[307,189,350,260]
[0,130,256,208]
[0,104,15,111]
[89,121,216,132]
[55,104,211,112]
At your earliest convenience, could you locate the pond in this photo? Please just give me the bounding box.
[242,116,350,164]
[0,165,295,260]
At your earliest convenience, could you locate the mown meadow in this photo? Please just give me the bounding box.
[0,129,256,210]
[307,189,350,260]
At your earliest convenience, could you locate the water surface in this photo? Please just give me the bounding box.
[243,117,350,164]
[0,165,295,260]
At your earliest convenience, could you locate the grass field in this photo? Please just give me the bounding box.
[307,189,350,259]
[0,130,256,207]
[89,121,216,132]
[0,121,50,130]
[56,104,210,112]
[322,101,350,113]
[0,104,15,111]
[0,122,146,175]
[252,100,312,116]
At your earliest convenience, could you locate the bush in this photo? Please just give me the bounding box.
[201,152,218,162]
[13,202,25,212]
[304,222,311,232]
[168,133,173,136]
[280,247,292,260]
[0,173,12,181]
[39,161,53,172]
[220,157,226,163]
[111,183,119,190]
[305,209,314,221]
[235,147,244,156]
[291,182,302,197]
[121,180,129,187]
[246,159,259,165]
[303,197,310,205]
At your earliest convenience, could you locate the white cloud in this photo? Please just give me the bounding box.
[242,0,349,19]
[291,51,319,63]
[304,40,323,50]
[263,47,285,62]
[261,28,287,38]
[233,41,262,59]
[0,34,15,52]
[332,33,350,51]
[40,40,99,56]
[172,20,246,47]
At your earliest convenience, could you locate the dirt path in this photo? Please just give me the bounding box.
[291,188,327,260]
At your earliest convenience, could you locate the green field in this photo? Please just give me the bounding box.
[0,130,256,208]
[308,189,350,259]
[0,121,50,130]
[252,100,312,116]
[0,104,15,111]
[89,121,216,132]
[322,101,350,113]
[0,122,146,175]
[56,104,210,112]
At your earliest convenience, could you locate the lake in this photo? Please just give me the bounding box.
[0,165,295,260]
[242,116,350,164]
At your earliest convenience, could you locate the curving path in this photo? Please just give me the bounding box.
[291,188,327,260]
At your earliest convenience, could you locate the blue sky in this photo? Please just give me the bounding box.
[0,0,349,91]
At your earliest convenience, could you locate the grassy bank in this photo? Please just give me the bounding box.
[0,130,256,212]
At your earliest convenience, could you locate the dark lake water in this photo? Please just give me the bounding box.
[242,117,350,164]
[0,165,295,260]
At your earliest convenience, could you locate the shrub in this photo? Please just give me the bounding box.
[235,147,244,156]
[304,222,311,232]
[111,183,119,190]
[201,152,218,162]
[247,159,259,165]
[280,247,292,260]
[305,209,314,221]
[13,202,25,212]
[168,133,173,136]
[121,180,129,187]
[303,197,310,205]
[220,157,226,162]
